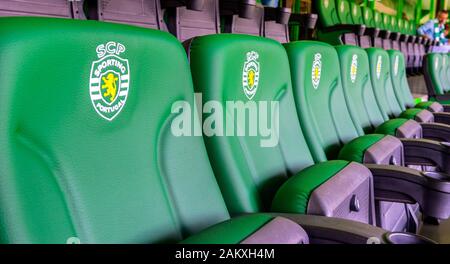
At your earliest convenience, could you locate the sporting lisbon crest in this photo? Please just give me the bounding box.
[90,41,130,121]
[350,54,358,83]
[376,55,382,79]
[242,51,260,100]
[394,55,399,76]
[312,53,322,89]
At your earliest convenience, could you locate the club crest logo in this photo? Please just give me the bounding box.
[350,54,358,83]
[312,53,322,89]
[376,55,382,79]
[394,55,399,76]
[242,51,260,100]
[90,41,130,121]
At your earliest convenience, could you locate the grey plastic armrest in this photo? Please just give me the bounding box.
[433,112,450,125]
[365,164,450,220]
[443,104,450,112]
[421,122,450,142]
[268,213,387,244]
[400,138,450,173]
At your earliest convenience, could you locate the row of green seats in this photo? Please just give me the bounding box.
[424,53,450,105]
[0,17,448,244]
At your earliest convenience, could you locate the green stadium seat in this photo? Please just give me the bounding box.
[336,45,422,140]
[366,48,450,143]
[285,40,450,232]
[335,45,449,172]
[315,0,365,46]
[187,33,377,228]
[387,50,450,124]
[0,16,315,244]
[423,53,450,105]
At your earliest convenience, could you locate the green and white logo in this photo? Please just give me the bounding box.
[312,53,322,89]
[243,51,260,100]
[350,54,358,83]
[376,55,382,79]
[90,41,130,121]
[324,0,329,8]
[394,55,399,76]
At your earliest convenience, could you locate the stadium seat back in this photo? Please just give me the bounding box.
[387,50,416,109]
[316,0,339,27]
[188,35,316,215]
[285,41,362,162]
[361,7,375,28]
[389,16,398,32]
[424,53,445,96]
[350,3,363,25]
[440,53,450,92]
[0,17,230,244]
[373,11,382,28]
[366,48,405,118]
[336,45,388,133]
[335,0,352,24]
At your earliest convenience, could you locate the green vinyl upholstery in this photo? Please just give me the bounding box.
[424,53,449,99]
[350,3,363,25]
[188,34,370,221]
[335,0,352,25]
[316,0,339,27]
[335,45,412,138]
[0,17,293,244]
[366,48,431,123]
[284,41,392,164]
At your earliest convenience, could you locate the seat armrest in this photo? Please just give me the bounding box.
[269,213,388,244]
[435,94,450,101]
[365,164,450,220]
[433,112,450,125]
[400,138,450,173]
[443,104,450,112]
[420,122,450,142]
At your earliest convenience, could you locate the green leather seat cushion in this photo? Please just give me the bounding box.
[415,101,437,110]
[271,160,350,214]
[374,118,409,136]
[337,134,386,163]
[399,108,427,120]
[181,214,273,244]
[430,97,450,105]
